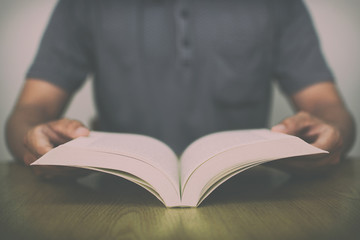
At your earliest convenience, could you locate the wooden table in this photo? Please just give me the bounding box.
[1,158,359,240]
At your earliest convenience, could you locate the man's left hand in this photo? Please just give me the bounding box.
[270,111,344,175]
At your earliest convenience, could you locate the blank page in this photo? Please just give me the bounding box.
[180,129,292,187]
[64,131,179,190]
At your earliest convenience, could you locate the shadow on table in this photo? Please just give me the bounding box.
[1,159,359,240]
[3,158,358,207]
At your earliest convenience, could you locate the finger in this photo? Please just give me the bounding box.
[23,119,90,167]
[41,124,74,149]
[271,111,318,136]
[24,126,54,157]
[23,151,39,165]
[25,119,90,156]
[48,118,90,140]
[310,124,342,152]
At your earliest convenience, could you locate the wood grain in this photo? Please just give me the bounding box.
[1,158,359,240]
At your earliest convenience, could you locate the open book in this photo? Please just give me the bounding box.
[31,129,326,207]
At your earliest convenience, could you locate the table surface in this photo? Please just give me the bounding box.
[1,158,360,240]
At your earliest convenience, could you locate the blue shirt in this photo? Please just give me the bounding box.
[27,0,333,154]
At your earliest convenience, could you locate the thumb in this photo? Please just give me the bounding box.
[271,123,288,134]
[73,126,90,138]
[271,112,313,136]
[48,118,90,140]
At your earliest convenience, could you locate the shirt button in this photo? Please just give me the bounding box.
[183,59,190,67]
[182,39,190,47]
[180,9,189,18]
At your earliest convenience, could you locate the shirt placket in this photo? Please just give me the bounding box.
[175,0,192,84]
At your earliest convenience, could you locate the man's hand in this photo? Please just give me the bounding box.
[270,111,344,175]
[23,118,90,180]
[6,80,92,180]
[267,82,355,176]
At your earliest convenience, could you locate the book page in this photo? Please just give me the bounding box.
[32,146,181,207]
[61,131,180,192]
[180,129,299,189]
[179,129,327,206]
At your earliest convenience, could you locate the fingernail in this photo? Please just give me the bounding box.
[75,127,89,136]
[271,124,287,132]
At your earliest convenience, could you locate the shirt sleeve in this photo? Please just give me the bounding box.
[26,0,92,93]
[273,0,334,96]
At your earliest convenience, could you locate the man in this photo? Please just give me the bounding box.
[6,0,355,179]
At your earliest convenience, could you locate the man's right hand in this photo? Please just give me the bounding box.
[23,118,90,180]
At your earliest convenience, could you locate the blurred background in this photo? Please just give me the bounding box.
[0,0,359,162]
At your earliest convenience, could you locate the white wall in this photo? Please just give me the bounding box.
[0,0,359,162]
